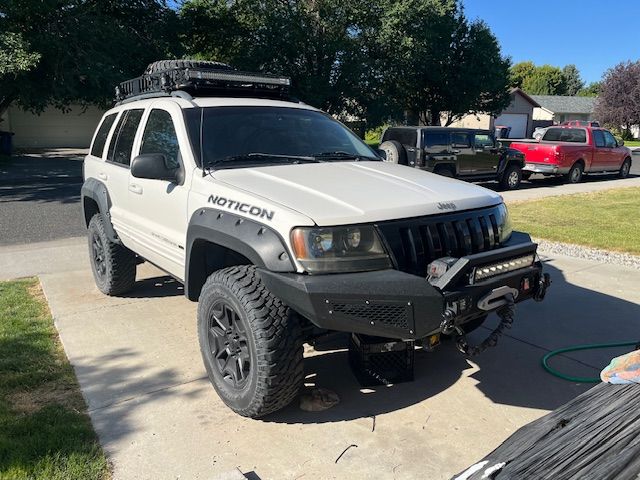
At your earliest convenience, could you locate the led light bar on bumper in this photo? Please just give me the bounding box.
[473,254,536,283]
[291,226,391,274]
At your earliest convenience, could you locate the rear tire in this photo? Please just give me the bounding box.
[619,158,632,179]
[87,214,136,296]
[197,266,304,418]
[499,164,522,190]
[379,140,408,165]
[565,162,584,184]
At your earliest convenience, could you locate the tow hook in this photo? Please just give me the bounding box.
[440,309,464,337]
[533,273,552,302]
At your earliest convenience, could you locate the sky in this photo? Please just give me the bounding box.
[463,0,640,84]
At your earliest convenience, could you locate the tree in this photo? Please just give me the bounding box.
[0,32,41,118]
[594,61,640,138]
[181,0,381,121]
[367,0,512,125]
[521,65,566,95]
[577,81,601,97]
[562,64,584,96]
[510,61,536,89]
[0,1,181,121]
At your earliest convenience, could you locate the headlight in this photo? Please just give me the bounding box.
[496,203,513,243]
[290,225,392,273]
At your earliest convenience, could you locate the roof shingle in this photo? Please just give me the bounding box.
[530,95,597,114]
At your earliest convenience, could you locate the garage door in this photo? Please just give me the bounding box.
[494,113,528,139]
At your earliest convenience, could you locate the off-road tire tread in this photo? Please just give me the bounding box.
[88,214,136,296]
[144,59,233,75]
[199,265,304,418]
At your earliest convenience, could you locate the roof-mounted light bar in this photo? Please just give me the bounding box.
[187,69,291,86]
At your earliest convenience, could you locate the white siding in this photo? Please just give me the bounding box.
[5,104,105,148]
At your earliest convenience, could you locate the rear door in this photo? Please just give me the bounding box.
[102,108,145,245]
[422,131,452,170]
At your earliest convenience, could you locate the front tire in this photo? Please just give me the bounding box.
[197,266,304,418]
[87,214,136,295]
[619,158,632,178]
[500,164,522,190]
[566,162,584,184]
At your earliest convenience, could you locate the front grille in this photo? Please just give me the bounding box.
[377,205,503,277]
[332,303,410,330]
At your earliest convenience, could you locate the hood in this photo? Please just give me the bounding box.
[213,161,503,226]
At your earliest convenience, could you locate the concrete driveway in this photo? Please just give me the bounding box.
[3,237,640,479]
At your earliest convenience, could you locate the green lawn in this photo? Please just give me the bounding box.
[624,140,640,147]
[509,187,640,255]
[0,279,110,480]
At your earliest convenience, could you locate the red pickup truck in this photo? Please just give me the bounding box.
[510,127,632,183]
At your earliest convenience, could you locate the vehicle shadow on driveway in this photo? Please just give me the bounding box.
[122,276,185,298]
[267,262,639,424]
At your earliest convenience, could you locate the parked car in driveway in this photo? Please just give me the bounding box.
[379,126,526,190]
[510,126,632,183]
[533,127,548,141]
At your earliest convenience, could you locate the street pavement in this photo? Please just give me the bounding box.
[2,236,639,479]
[0,149,86,245]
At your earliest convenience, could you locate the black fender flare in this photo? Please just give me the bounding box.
[497,149,525,177]
[80,178,120,243]
[184,208,295,300]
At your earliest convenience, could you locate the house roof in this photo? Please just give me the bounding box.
[511,88,540,107]
[530,95,596,114]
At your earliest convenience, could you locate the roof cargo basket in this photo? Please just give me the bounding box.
[115,66,292,103]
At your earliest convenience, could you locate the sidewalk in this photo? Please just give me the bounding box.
[2,237,639,479]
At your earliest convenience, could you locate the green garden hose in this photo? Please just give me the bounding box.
[542,342,639,383]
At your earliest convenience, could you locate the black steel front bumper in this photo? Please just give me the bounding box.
[259,234,547,341]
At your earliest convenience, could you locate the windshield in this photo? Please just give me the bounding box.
[542,128,587,143]
[188,106,378,168]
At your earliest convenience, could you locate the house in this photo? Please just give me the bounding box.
[445,88,540,139]
[0,104,104,149]
[531,95,597,124]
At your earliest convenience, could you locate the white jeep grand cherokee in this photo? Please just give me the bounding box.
[82,60,549,418]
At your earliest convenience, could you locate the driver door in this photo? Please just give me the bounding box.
[125,102,193,279]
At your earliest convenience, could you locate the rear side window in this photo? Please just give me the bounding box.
[107,109,144,166]
[140,109,181,169]
[424,132,449,149]
[90,113,117,158]
[383,129,417,147]
[593,130,605,148]
[542,128,586,143]
[451,132,471,148]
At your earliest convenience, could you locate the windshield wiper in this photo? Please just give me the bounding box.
[312,151,375,161]
[206,153,320,170]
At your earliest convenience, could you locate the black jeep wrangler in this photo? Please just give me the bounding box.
[380,126,525,190]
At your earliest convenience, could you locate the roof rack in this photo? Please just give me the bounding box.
[115,67,292,103]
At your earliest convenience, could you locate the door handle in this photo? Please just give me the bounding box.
[98,172,108,181]
[451,150,461,154]
[128,184,143,195]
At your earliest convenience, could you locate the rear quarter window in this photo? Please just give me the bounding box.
[543,128,587,143]
[383,129,417,147]
[90,113,117,158]
[423,131,449,149]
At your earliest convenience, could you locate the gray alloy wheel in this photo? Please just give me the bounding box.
[619,158,631,179]
[500,165,522,190]
[566,162,584,184]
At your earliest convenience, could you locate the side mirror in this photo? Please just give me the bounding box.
[375,148,387,160]
[131,153,177,182]
[618,139,625,147]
